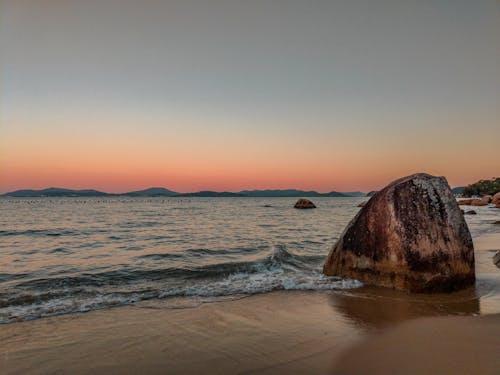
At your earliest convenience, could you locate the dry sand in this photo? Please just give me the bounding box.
[1,232,499,375]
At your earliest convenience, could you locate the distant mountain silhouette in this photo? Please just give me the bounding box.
[337,191,365,197]
[451,186,465,194]
[3,188,109,197]
[176,191,245,197]
[123,187,178,196]
[2,187,366,197]
[239,189,363,197]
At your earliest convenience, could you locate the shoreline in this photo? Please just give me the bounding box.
[0,231,499,374]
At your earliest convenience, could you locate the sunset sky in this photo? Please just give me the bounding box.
[1,0,499,193]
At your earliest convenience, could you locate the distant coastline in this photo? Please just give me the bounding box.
[1,187,367,198]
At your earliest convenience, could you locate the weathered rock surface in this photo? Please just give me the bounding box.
[294,199,316,209]
[323,173,475,293]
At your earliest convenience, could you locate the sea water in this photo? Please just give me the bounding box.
[1,197,499,323]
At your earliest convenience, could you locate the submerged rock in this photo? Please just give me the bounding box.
[464,210,477,215]
[323,173,475,293]
[294,199,316,209]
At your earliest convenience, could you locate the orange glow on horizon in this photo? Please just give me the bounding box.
[2,117,499,194]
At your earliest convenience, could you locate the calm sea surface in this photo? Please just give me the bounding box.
[1,197,499,323]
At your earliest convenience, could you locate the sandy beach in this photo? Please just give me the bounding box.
[1,232,499,375]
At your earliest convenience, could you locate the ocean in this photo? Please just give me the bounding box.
[1,197,499,323]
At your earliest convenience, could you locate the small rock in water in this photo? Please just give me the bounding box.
[357,201,367,207]
[294,199,316,209]
[464,210,477,215]
[323,173,475,293]
[493,220,500,225]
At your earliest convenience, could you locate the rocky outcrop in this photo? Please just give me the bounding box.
[459,195,494,206]
[294,199,316,209]
[459,197,489,206]
[492,192,500,205]
[358,201,367,207]
[323,173,475,293]
[471,196,491,206]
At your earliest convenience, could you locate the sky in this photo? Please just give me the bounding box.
[1,0,499,193]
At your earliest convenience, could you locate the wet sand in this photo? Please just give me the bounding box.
[0,291,362,375]
[1,232,499,374]
[333,313,500,375]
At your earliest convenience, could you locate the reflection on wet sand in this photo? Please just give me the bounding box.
[329,285,480,329]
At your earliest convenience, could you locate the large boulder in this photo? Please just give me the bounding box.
[323,173,475,293]
[294,199,316,209]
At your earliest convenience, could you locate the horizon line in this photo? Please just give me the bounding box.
[1,185,370,195]
[1,183,469,195]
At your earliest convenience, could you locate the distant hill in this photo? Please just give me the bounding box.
[339,191,366,197]
[3,187,365,198]
[176,191,245,197]
[123,187,178,196]
[239,189,359,197]
[3,188,109,197]
[451,187,465,195]
[462,178,500,197]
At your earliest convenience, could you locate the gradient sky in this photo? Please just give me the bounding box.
[1,0,499,193]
